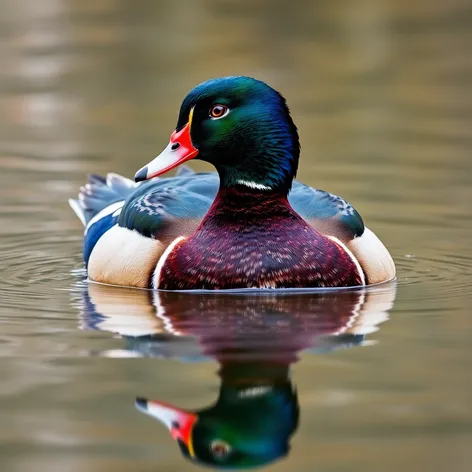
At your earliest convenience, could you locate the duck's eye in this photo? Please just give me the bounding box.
[210,439,232,458]
[209,104,229,119]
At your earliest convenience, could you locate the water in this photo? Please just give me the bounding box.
[0,1,471,471]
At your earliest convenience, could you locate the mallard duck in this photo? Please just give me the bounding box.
[70,76,395,290]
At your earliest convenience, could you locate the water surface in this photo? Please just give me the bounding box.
[0,1,471,471]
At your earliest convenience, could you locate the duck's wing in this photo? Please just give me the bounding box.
[289,182,365,241]
[118,172,218,238]
[70,170,218,288]
[69,173,137,265]
[290,182,396,284]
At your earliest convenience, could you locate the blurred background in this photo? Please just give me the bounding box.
[0,1,471,471]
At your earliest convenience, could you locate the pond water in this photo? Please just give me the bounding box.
[0,1,471,471]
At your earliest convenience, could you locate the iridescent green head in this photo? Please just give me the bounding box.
[136,381,298,469]
[135,77,300,193]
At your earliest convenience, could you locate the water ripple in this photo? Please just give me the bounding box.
[0,230,82,313]
[396,252,472,305]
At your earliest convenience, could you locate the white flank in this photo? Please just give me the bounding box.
[327,235,366,286]
[152,236,186,289]
[87,225,164,288]
[84,201,124,235]
[236,180,272,191]
[347,227,396,284]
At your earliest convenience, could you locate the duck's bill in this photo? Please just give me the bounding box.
[135,122,199,182]
[135,397,198,456]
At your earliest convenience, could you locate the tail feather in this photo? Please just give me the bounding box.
[88,174,106,185]
[69,198,87,226]
[106,172,136,194]
[69,173,137,226]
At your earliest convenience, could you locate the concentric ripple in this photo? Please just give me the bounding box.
[0,230,83,313]
[394,250,472,311]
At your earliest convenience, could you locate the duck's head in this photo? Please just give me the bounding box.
[136,381,298,469]
[135,76,300,193]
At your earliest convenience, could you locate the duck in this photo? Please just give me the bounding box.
[70,76,395,290]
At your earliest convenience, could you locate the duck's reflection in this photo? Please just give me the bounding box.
[78,283,396,468]
[137,360,298,468]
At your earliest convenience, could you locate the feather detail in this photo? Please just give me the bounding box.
[71,173,135,225]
